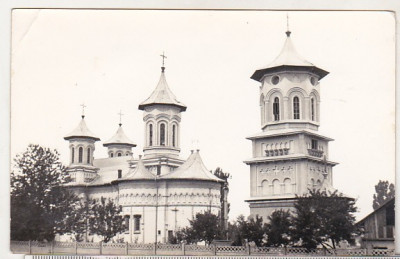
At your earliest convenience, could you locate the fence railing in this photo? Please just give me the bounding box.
[10,240,395,256]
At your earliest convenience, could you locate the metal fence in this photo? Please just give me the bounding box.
[10,240,395,256]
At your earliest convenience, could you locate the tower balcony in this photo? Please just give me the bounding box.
[307,148,324,158]
[265,148,289,157]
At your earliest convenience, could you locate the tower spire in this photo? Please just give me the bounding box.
[80,103,87,119]
[118,110,124,127]
[160,51,167,72]
[286,13,291,37]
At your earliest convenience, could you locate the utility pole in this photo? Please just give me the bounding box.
[154,175,158,249]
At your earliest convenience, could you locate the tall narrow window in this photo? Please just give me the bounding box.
[293,97,300,119]
[160,123,166,146]
[134,215,141,233]
[149,124,153,146]
[71,147,75,163]
[172,125,176,147]
[273,97,280,121]
[311,98,315,121]
[87,148,91,164]
[78,147,83,163]
[117,152,122,157]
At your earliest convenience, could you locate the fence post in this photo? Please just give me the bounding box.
[99,241,103,255]
[214,244,217,255]
[75,241,78,255]
[153,242,157,255]
[284,246,287,255]
[28,240,31,254]
[50,240,54,254]
[247,244,251,255]
[181,242,185,255]
[125,242,128,255]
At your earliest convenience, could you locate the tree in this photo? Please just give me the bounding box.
[11,144,80,241]
[63,200,91,242]
[213,167,230,238]
[291,189,357,250]
[175,210,223,245]
[373,180,395,210]
[265,209,292,247]
[88,197,127,243]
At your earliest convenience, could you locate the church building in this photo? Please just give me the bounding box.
[244,29,338,220]
[63,64,226,244]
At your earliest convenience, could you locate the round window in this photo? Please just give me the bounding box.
[310,76,318,86]
[271,75,280,85]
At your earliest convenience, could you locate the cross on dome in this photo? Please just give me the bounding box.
[160,51,167,72]
[80,103,87,118]
[118,110,124,126]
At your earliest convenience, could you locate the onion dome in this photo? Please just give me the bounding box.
[120,156,155,180]
[138,67,187,112]
[64,116,100,141]
[103,125,136,148]
[251,31,329,82]
[161,150,224,182]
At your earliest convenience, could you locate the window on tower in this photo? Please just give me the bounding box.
[134,215,141,233]
[311,98,315,121]
[71,147,75,163]
[172,125,176,147]
[293,96,300,119]
[87,148,91,164]
[78,147,83,163]
[311,139,318,150]
[149,124,153,146]
[273,97,280,121]
[160,123,166,146]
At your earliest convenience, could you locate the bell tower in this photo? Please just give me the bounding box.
[244,28,338,221]
[137,54,187,175]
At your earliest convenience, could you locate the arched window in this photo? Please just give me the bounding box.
[78,147,83,163]
[71,147,75,163]
[149,124,153,146]
[273,179,280,195]
[172,125,176,147]
[273,97,280,121]
[110,152,114,158]
[311,98,315,121]
[262,180,269,196]
[160,123,166,146]
[117,152,122,157]
[284,178,292,194]
[293,97,300,119]
[87,148,91,164]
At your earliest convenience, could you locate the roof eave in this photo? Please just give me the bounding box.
[251,65,329,82]
[103,142,137,148]
[64,135,101,141]
[138,103,187,112]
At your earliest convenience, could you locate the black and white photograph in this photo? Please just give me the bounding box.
[8,9,395,256]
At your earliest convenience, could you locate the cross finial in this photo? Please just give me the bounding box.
[160,51,167,72]
[118,110,124,126]
[80,103,87,119]
[286,13,291,37]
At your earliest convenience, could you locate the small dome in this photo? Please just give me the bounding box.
[103,125,136,147]
[64,117,100,141]
[118,156,155,181]
[251,31,329,82]
[138,68,187,111]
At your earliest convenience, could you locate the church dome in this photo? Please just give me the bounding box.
[117,156,155,181]
[64,116,100,141]
[251,31,329,82]
[103,125,136,148]
[138,68,187,112]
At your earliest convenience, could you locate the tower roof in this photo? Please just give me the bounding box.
[161,150,224,182]
[64,116,100,141]
[138,68,187,111]
[103,125,136,147]
[251,31,329,82]
[120,156,155,181]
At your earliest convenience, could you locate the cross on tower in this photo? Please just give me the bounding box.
[118,110,124,126]
[160,52,167,72]
[80,103,87,118]
[286,13,291,37]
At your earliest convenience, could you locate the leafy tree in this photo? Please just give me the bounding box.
[373,180,395,210]
[291,189,357,250]
[88,197,127,243]
[175,210,223,245]
[11,144,79,241]
[232,215,266,247]
[265,209,292,247]
[63,200,91,242]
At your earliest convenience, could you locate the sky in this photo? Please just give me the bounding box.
[10,9,395,221]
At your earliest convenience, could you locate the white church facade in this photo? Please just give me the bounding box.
[62,65,226,244]
[244,30,338,220]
